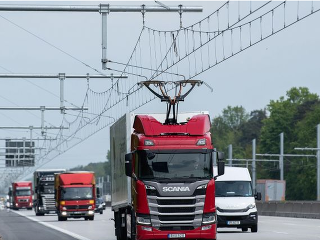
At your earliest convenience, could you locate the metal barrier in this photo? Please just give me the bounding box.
[256,201,320,219]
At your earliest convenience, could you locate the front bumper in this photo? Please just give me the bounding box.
[217,212,258,228]
[136,224,217,240]
[60,210,95,218]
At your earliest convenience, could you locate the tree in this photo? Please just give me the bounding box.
[211,106,249,159]
[259,87,320,200]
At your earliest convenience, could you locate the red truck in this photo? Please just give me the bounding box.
[12,181,33,210]
[54,171,96,221]
[110,112,225,240]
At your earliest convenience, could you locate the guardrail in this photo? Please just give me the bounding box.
[257,201,320,219]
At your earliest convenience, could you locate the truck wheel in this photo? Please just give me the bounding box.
[100,211,103,215]
[115,211,127,240]
[89,216,94,221]
[84,217,89,221]
[58,216,67,221]
[242,227,248,232]
[251,225,258,232]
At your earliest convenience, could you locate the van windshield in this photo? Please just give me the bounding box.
[215,181,253,197]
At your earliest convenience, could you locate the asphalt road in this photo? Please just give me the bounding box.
[0,208,78,240]
[1,207,320,240]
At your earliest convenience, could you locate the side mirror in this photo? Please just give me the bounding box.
[255,192,262,201]
[125,153,133,177]
[217,160,225,176]
[217,151,225,161]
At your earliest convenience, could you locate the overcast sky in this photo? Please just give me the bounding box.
[0,1,319,175]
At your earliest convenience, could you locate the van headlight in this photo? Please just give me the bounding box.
[248,203,256,209]
[202,212,216,225]
[137,215,151,225]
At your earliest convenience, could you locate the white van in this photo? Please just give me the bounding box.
[214,167,261,232]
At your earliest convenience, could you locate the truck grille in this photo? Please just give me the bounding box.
[159,207,195,213]
[157,199,196,205]
[146,186,207,230]
[159,215,194,221]
[65,205,91,210]
[42,195,56,210]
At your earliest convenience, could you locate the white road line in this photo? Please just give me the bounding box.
[13,210,92,240]
[272,231,289,235]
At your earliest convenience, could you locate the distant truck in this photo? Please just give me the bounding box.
[110,112,225,240]
[12,181,33,210]
[214,167,261,232]
[54,171,96,221]
[34,169,65,216]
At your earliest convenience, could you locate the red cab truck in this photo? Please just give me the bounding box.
[54,171,96,221]
[110,112,225,240]
[12,181,33,210]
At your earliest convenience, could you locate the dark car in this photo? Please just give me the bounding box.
[95,198,104,214]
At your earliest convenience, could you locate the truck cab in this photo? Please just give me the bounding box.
[12,181,33,210]
[34,169,65,216]
[111,113,225,240]
[54,171,96,221]
[214,167,261,232]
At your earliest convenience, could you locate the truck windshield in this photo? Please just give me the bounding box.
[138,150,212,180]
[15,190,31,196]
[215,181,253,197]
[61,187,93,200]
[40,185,54,194]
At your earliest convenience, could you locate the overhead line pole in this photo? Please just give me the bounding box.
[0,73,121,113]
[0,4,202,69]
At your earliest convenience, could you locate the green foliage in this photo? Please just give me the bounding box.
[259,87,319,200]
[211,106,266,160]
[211,87,320,200]
[69,150,111,178]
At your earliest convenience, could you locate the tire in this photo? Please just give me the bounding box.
[58,216,67,221]
[89,216,94,221]
[84,217,89,221]
[116,210,127,240]
[242,227,248,232]
[100,211,103,215]
[251,225,258,232]
[130,209,136,240]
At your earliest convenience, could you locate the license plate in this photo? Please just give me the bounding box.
[168,234,185,238]
[227,221,240,225]
[73,212,82,214]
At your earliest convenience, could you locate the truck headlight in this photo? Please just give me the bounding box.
[248,203,256,209]
[196,138,206,146]
[137,215,151,225]
[202,212,216,225]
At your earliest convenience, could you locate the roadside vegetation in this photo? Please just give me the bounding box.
[211,87,320,200]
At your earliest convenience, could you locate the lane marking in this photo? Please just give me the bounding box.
[272,231,289,235]
[13,210,92,240]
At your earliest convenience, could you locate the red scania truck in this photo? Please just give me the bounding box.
[12,181,33,210]
[54,171,96,221]
[110,110,225,240]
